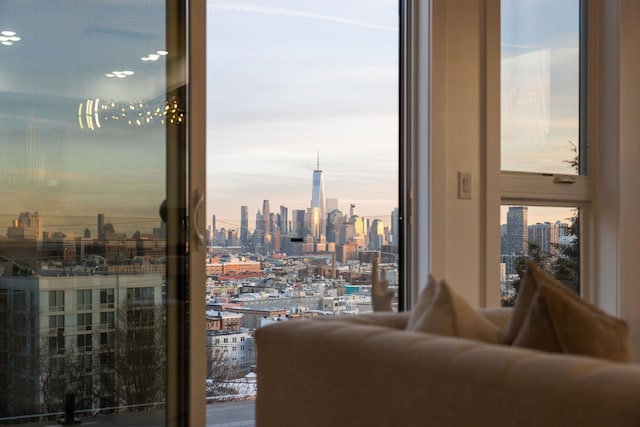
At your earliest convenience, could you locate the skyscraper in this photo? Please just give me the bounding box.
[310,154,325,240]
[326,209,344,243]
[291,209,306,237]
[262,200,271,247]
[505,206,528,255]
[391,207,399,246]
[279,205,288,235]
[240,206,249,245]
[98,213,105,240]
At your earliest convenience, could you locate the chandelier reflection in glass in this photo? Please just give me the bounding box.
[78,95,184,131]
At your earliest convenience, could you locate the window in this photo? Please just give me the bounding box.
[100,312,115,329]
[77,333,92,352]
[500,205,580,306]
[49,291,64,312]
[77,313,92,331]
[49,332,65,355]
[100,332,114,347]
[0,0,196,422]
[77,289,92,311]
[49,315,65,332]
[100,289,115,309]
[497,0,587,303]
[501,0,582,174]
[207,1,401,421]
[127,287,155,305]
[100,352,115,369]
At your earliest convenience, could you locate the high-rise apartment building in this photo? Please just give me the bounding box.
[504,206,528,255]
[0,273,164,417]
[528,220,568,256]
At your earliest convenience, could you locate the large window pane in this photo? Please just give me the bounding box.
[207,0,399,421]
[0,1,181,423]
[501,0,581,174]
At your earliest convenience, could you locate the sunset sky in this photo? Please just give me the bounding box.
[206,0,399,229]
[0,0,580,236]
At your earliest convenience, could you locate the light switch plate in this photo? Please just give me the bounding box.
[458,172,471,199]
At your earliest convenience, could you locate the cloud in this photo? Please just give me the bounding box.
[208,1,398,32]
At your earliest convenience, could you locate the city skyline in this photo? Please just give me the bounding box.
[206,0,399,224]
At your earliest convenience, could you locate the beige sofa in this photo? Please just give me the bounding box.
[255,310,640,426]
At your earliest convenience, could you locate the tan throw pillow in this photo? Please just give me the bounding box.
[406,275,502,344]
[503,261,632,362]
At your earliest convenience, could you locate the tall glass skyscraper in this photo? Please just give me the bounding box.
[505,206,528,255]
[310,155,325,240]
[240,205,249,244]
[262,200,271,247]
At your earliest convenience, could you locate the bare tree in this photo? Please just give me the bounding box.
[112,301,166,407]
[206,345,235,397]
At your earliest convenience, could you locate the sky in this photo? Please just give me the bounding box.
[206,0,400,229]
[0,0,581,237]
[501,0,580,175]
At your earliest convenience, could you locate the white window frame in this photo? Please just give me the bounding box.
[485,0,640,358]
[403,0,431,309]
[480,0,593,306]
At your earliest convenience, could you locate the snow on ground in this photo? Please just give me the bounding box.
[207,372,257,402]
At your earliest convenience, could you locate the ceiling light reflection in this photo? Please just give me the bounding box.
[140,49,168,62]
[105,70,134,79]
[77,96,184,131]
[0,30,21,46]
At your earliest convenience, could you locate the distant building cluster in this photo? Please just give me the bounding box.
[500,206,574,280]
[208,160,400,262]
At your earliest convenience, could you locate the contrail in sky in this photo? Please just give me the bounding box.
[208,1,399,31]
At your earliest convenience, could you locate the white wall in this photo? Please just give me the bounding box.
[595,0,640,360]
[430,0,492,306]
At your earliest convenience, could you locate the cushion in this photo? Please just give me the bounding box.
[503,261,632,362]
[406,275,502,344]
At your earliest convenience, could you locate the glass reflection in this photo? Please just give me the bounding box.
[0,1,171,423]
